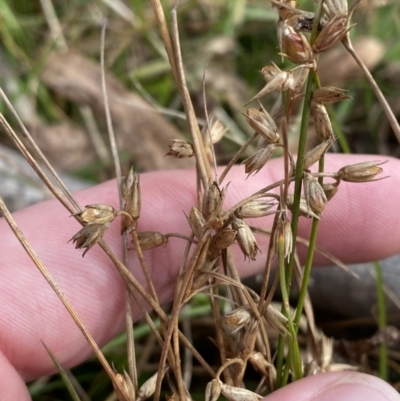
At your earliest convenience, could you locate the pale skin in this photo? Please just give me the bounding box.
[1,154,400,400]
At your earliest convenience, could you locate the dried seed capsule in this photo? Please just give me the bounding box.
[322,181,340,201]
[249,352,274,377]
[278,20,314,64]
[313,87,350,104]
[286,194,321,219]
[246,70,294,105]
[338,160,386,182]
[243,144,278,176]
[121,167,135,201]
[313,15,351,54]
[136,231,168,251]
[303,138,334,170]
[232,217,260,260]
[264,304,289,334]
[290,65,311,95]
[166,139,194,158]
[187,207,206,239]
[235,199,276,219]
[122,171,141,233]
[220,382,262,401]
[77,204,117,225]
[204,119,227,145]
[272,215,293,259]
[324,0,348,18]
[312,101,334,141]
[137,366,169,401]
[303,172,328,214]
[115,370,135,400]
[69,223,110,257]
[205,379,222,401]
[222,305,253,334]
[211,229,237,250]
[202,181,227,220]
[261,63,281,82]
[245,108,280,143]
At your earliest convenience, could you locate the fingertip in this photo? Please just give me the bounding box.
[263,372,400,401]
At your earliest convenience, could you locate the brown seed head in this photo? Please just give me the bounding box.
[232,217,260,260]
[313,15,351,53]
[122,171,141,233]
[69,222,110,257]
[202,181,227,220]
[290,65,311,95]
[205,379,222,401]
[311,101,334,141]
[313,87,350,104]
[303,138,334,170]
[77,204,117,225]
[303,172,328,214]
[278,20,314,64]
[243,144,278,176]
[121,167,135,201]
[211,229,237,250]
[286,194,321,219]
[136,231,168,251]
[235,199,276,219]
[273,214,293,259]
[264,304,289,334]
[322,181,340,201]
[222,305,253,334]
[249,352,274,377]
[245,108,280,143]
[220,382,262,401]
[205,119,227,145]
[166,139,194,158]
[261,63,282,82]
[338,160,386,182]
[246,70,294,105]
[187,207,206,239]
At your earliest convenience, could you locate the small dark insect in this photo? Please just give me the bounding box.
[294,16,325,32]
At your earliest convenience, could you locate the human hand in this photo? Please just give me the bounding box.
[1,154,400,400]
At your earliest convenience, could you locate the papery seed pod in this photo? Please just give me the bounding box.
[303,172,328,214]
[166,139,194,158]
[290,65,311,95]
[322,181,340,201]
[303,138,334,170]
[205,379,222,401]
[137,366,169,401]
[211,229,237,250]
[202,181,227,220]
[222,305,253,334]
[261,63,282,82]
[136,231,168,251]
[245,108,280,143]
[264,304,289,334]
[324,0,348,18]
[235,199,276,219]
[286,194,321,219]
[115,370,135,400]
[122,171,141,233]
[243,144,278,176]
[77,204,117,225]
[121,167,135,201]
[278,20,314,64]
[313,15,351,53]
[207,119,227,145]
[187,207,205,239]
[272,215,293,259]
[313,87,350,104]
[311,102,334,141]
[246,70,294,105]
[337,160,386,182]
[69,223,110,257]
[249,352,274,377]
[232,217,260,260]
[220,382,262,401]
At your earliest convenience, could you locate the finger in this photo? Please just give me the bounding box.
[264,372,400,401]
[1,154,399,382]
